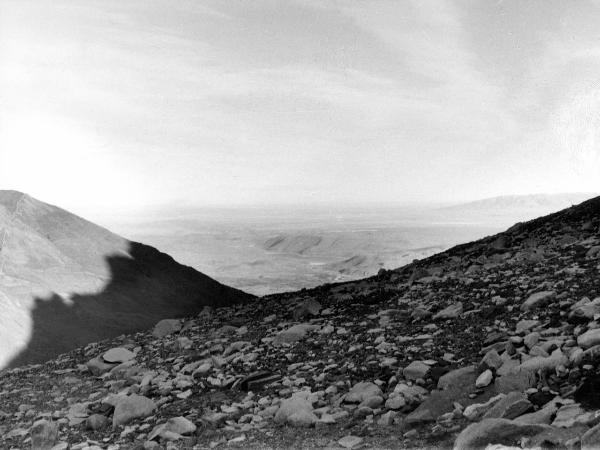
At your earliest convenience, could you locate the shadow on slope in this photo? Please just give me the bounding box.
[7,241,254,368]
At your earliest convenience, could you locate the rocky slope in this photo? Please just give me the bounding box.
[3,196,600,449]
[0,191,253,368]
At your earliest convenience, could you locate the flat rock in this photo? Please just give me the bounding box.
[453,418,549,450]
[149,416,197,440]
[102,347,135,363]
[433,302,463,320]
[521,291,555,311]
[112,394,157,427]
[483,392,532,420]
[403,361,431,380]
[437,365,476,389]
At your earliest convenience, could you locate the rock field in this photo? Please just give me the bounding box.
[4,197,600,449]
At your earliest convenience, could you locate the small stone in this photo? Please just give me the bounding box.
[476,370,493,388]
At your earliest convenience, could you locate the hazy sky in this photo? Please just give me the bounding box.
[1,0,600,213]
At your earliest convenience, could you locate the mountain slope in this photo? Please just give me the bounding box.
[0,191,254,368]
[3,195,600,448]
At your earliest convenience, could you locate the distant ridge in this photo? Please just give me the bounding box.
[0,191,254,367]
[441,192,597,212]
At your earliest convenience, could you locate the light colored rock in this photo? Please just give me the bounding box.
[480,350,503,371]
[102,347,135,363]
[515,320,540,334]
[514,404,558,425]
[453,419,548,450]
[521,291,555,311]
[385,395,406,410]
[287,409,318,428]
[463,395,506,421]
[433,302,463,320]
[483,392,532,420]
[86,356,116,376]
[344,382,383,403]
[403,361,431,380]
[273,324,318,345]
[31,419,58,450]
[86,414,108,430]
[476,369,493,388]
[517,349,568,374]
[274,391,317,427]
[152,319,182,338]
[551,403,586,428]
[149,417,197,440]
[578,328,600,349]
[438,366,476,390]
[112,394,157,427]
[338,435,363,449]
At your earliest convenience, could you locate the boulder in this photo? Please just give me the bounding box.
[112,394,157,427]
[578,328,600,349]
[483,392,532,420]
[293,299,321,320]
[453,418,549,450]
[403,361,431,380]
[344,382,383,404]
[433,302,463,320]
[86,356,117,376]
[274,391,317,427]
[148,417,197,440]
[437,365,476,390]
[31,419,58,450]
[273,324,318,345]
[102,347,135,364]
[476,370,493,388]
[152,319,182,338]
[521,291,555,311]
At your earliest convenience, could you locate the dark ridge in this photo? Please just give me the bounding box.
[7,241,255,368]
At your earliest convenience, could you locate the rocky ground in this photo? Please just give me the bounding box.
[4,197,600,449]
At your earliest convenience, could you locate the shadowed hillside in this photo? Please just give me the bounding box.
[0,191,254,367]
[7,241,254,367]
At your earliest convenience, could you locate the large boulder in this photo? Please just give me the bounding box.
[31,419,59,450]
[274,391,317,427]
[521,291,555,311]
[578,328,600,349]
[112,394,157,427]
[483,392,532,420]
[453,418,549,450]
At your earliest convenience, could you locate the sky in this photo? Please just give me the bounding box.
[1,0,600,214]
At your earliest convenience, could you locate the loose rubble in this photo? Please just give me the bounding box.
[3,197,600,448]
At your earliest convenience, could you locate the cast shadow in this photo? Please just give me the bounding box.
[7,241,254,368]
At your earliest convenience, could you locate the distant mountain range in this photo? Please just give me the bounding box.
[438,193,597,222]
[0,191,253,368]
